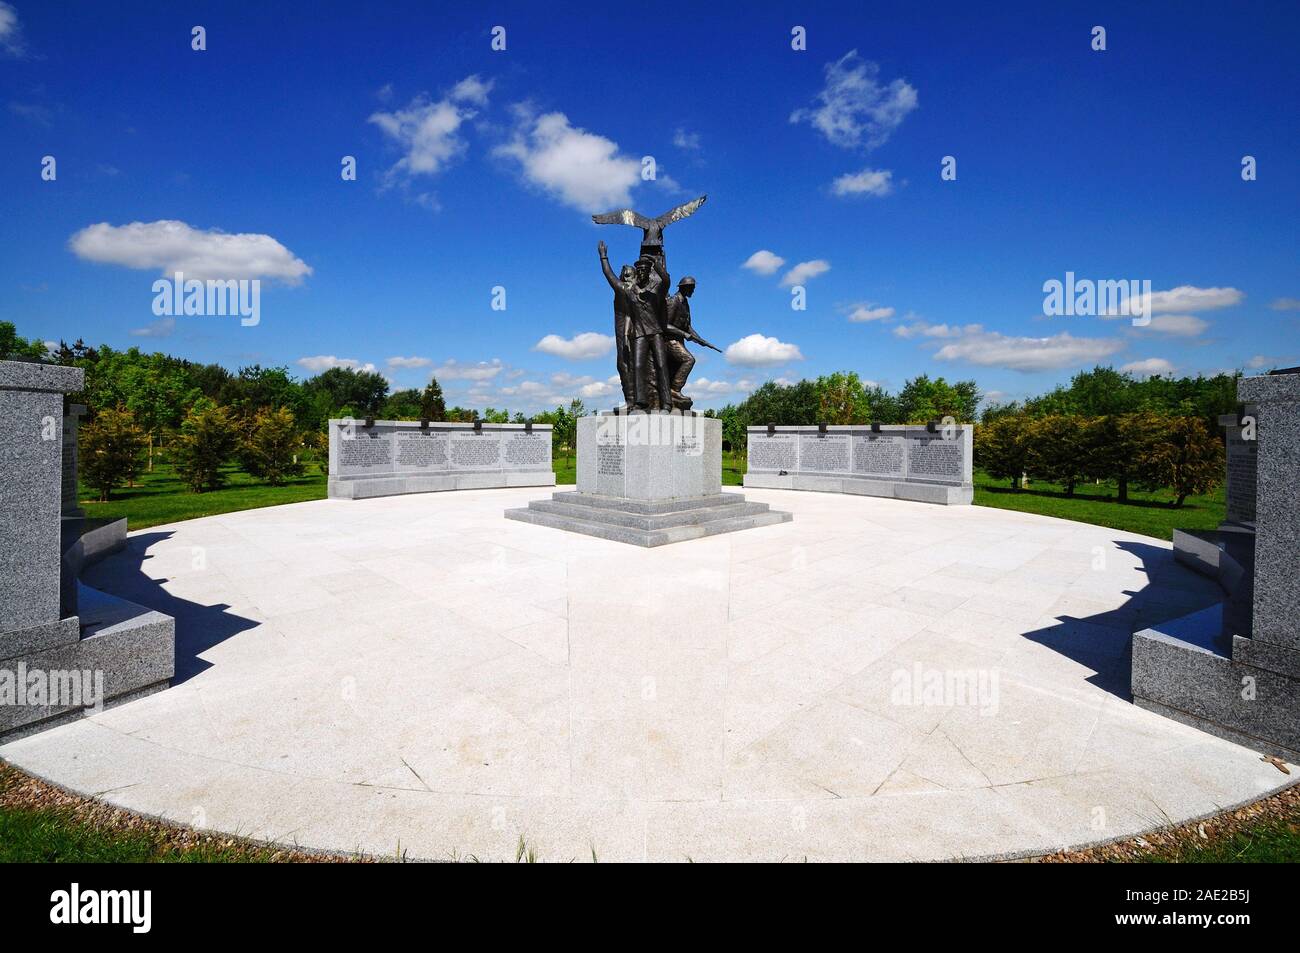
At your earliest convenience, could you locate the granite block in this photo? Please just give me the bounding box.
[0,589,175,740]
[0,360,82,636]
[744,424,973,505]
[1238,372,1300,652]
[576,413,721,502]
[327,419,554,500]
[1132,606,1299,762]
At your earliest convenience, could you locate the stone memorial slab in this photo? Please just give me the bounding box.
[743,424,973,505]
[797,433,851,473]
[1222,411,1258,526]
[851,433,906,478]
[907,435,966,485]
[747,431,799,472]
[328,420,555,499]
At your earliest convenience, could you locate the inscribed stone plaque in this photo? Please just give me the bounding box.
[1225,431,1258,524]
[449,432,502,469]
[503,432,551,470]
[748,433,798,471]
[394,431,450,471]
[597,444,624,476]
[852,434,906,477]
[907,436,964,484]
[797,433,851,473]
[338,432,394,475]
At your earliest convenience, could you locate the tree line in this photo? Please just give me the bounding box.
[2,322,591,500]
[3,322,1243,506]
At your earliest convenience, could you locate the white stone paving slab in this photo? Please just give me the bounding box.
[2,487,1294,862]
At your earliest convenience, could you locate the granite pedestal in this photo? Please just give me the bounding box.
[1,361,174,741]
[506,412,791,546]
[1132,370,1300,761]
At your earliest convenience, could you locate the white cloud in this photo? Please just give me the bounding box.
[387,355,432,369]
[780,259,831,287]
[368,76,492,199]
[1123,285,1244,315]
[790,50,918,151]
[297,355,379,374]
[1246,355,1285,369]
[432,358,504,381]
[929,325,1125,372]
[533,332,614,360]
[724,334,804,367]
[129,317,175,338]
[1122,358,1175,377]
[1143,314,1209,336]
[0,2,25,56]
[847,303,894,322]
[494,107,641,212]
[673,128,701,151]
[685,377,757,397]
[893,320,971,339]
[69,220,311,283]
[831,168,894,197]
[742,250,785,276]
[1269,297,1300,311]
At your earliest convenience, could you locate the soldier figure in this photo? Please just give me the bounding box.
[598,241,672,411]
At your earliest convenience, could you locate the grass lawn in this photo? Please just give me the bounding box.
[80,449,744,531]
[973,470,1225,541]
[80,463,327,530]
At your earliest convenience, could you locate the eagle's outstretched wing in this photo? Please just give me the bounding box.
[591,209,654,228]
[655,194,708,226]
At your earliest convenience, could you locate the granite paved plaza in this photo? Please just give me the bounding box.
[2,488,1293,861]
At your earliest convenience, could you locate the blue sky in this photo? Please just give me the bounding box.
[2,0,1297,412]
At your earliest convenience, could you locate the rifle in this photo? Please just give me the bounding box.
[666,325,722,353]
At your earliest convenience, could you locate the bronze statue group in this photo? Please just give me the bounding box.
[594,195,718,412]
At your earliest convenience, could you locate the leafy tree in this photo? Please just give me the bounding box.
[974,416,1031,490]
[897,374,981,423]
[172,401,239,492]
[79,408,145,502]
[542,398,587,467]
[737,379,819,428]
[481,407,511,423]
[1137,416,1223,507]
[0,321,50,362]
[716,403,747,454]
[1089,412,1162,502]
[1064,366,1138,416]
[221,365,301,420]
[420,378,446,420]
[1024,415,1092,496]
[980,399,1022,423]
[815,371,872,424]
[302,366,388,420]
[379,388,424,420]
[240,407,305,486]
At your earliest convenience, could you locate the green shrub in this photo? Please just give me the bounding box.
[172,402,239,493]
[79,407,145,502]
[240,407,305,486]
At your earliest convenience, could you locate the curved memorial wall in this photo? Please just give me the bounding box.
[743,424,973,505]
[327,419,555,500]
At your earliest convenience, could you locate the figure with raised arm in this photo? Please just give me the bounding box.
[598,249,637,404]
[599,241,672,411]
